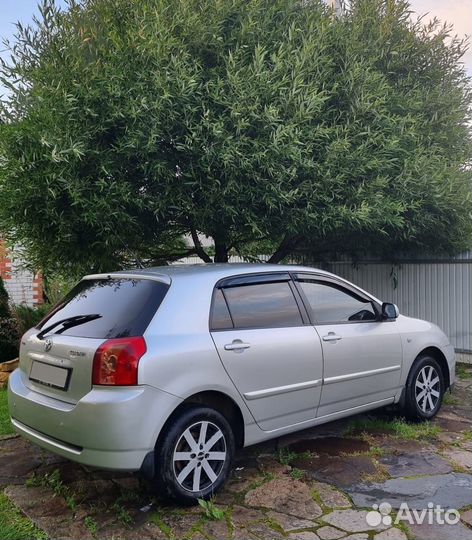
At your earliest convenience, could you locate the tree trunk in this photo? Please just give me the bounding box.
[267,235,302,264]
[190,228,212,263]
[214,240,229,262]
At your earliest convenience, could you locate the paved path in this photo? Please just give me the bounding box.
[1,373,471,540]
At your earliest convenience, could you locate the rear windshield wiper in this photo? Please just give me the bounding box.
[37,314,102,340]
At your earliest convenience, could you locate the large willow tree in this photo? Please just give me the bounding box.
[0,0,471,272]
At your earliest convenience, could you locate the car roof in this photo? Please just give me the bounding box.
[107,262,330,280]
[84,263,381,303]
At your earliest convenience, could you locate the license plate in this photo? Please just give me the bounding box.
[29,361,71,390]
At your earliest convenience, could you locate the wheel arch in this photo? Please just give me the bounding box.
[415,346,451,389]
[156,390,245,451]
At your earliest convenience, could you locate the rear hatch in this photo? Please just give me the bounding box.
[20,275,169,404]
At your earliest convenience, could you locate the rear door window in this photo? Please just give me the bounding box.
[221,281,303,329]
[38,278,169,338]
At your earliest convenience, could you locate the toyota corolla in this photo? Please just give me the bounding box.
[8,264,454,503]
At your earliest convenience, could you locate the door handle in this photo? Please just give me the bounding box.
[322,332,342,342]
[224,340,251,352]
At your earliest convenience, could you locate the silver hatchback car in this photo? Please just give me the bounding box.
[8,264,455,503]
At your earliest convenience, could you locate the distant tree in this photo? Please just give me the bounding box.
[0,0,471,272]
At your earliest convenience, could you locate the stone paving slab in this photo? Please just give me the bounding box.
[346,473,472,510]
[289,532,321,540]
[376,438,435,455]
[321,509,390,533]
[444,448,472,470]
[407,520,472,540]
[294,454,377,488]
[317,525,347,539]
[4,483,172,540]
[373,529,407,540]
[266,510,316,532]
[311,481,352,508]
[244,477,323,519]
[461,508,472,527]
[378,452,452,477]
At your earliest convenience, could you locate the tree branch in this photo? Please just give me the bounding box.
[190,228,212,263]
[150,248,198,265]
[267,235,303,264]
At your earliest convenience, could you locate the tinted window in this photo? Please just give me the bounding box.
[38,278,169,338]
[298,281,376,323]
[211,289,233,330]
[223,281,303,329]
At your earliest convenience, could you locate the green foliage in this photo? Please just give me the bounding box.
[456,363,472,379]
[43,274,81,305]
[0,317,20,363]
[198,498,226,520]
[278,446,313,465]
[278,447,299,466]
[0,278,20,363]
[0,278,10,319]
[12,304,52,335]
[347,417,441,439]
[84,517,98,537]
[0,493,47,540]
[0,0,471,271]
[0,389,14,436]
[289,468,305,480]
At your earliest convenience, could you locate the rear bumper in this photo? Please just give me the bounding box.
[8,369,182,471]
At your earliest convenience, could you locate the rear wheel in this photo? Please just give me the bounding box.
[154,406,235,504]
[404,355,444,420]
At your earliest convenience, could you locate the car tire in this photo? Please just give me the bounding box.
[403,355,445,421]
[154,406,235,504]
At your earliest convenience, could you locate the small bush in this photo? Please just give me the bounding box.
[0,278,20,362]
[12,304,52,335]
[0,278,10,319]
[0,317,20,362]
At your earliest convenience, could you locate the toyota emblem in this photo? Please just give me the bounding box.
[44,339,53,352]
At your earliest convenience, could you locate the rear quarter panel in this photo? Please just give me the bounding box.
[138,273,257,431]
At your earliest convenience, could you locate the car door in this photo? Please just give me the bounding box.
[293,274,403,418]
[210,273,323,431]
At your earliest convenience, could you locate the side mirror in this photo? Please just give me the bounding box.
[382,302,399,320]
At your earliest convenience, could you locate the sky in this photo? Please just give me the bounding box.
[0,0,471,86]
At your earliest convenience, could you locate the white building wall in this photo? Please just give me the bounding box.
[4,257,36,305]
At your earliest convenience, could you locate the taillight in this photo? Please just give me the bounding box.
[92,337,147,386]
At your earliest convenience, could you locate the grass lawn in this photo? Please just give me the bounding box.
[346,416,441,440]
[0,493,46,540]
[0,389,14,436]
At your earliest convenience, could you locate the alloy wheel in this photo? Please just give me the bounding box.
[172,421,227,492]
[415,365,440,413]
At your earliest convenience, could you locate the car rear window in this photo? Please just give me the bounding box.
[37,278,169,338]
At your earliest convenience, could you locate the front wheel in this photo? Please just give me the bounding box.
[403,355,444,421]
[154,406,235,504]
